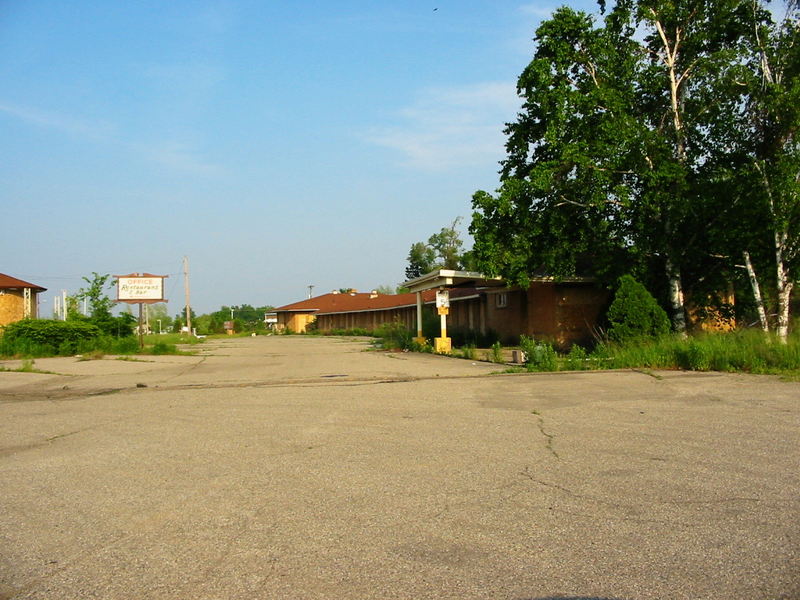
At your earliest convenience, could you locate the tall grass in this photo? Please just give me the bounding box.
[593,329,800,373]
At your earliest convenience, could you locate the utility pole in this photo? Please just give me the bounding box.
[183,255,192,336]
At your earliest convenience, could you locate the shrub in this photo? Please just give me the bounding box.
[490,341,504,363]
[565,344,588,370]
[375,320,412,350]
[520,335,558,371]
[2,319,101,350]
[410,339,433,353]
[606,275,671,342]
[459,344,477,360]
[150,341,179,355]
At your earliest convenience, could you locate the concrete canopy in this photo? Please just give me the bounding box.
[401,269,504,293]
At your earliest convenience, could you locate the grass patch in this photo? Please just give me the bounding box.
[491,366,526,374]
[591,329,800,373]
[142,333,204,346]
[456,344,477,360]
[507,329,800,374]
[0,358,55,374]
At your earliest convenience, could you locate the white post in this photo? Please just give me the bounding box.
[183,256,192,335]
[414,291,424,343]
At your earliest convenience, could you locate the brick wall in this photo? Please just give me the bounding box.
[0,289,39,327]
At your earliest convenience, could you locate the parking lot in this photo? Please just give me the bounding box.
[1,335,798,599]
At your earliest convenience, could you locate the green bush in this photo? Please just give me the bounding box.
[375,320,413,350]
[150,341,179,355]
[458,344,477,360]
[490,341,504,363]
[520,335,558,371]
[2,319,101,350]
[606,275,671,342]
[410,339,433,353]
[565,344,589,370]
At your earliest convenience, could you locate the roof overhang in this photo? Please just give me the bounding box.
[402,269,504,293]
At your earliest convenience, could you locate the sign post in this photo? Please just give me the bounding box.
[434,289,451,354]
[115,273,168,349]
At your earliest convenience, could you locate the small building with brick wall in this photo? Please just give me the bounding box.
[271,290,436,334]
[0,273,47,327]
[272,274,609,349]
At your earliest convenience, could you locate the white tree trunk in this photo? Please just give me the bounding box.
[756,161,793,343]
[743,251,770,333]
[775,233,793,342]
[666,256,687,334]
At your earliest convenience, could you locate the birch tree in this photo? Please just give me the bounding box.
[471,0,760,333]
[745,4,800,340]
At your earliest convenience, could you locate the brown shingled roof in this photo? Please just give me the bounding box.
[274,288,480,315]
[0,273,47,292]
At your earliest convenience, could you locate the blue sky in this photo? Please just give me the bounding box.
[1,0,596,314]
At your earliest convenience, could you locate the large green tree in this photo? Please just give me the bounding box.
[470,0,767,333]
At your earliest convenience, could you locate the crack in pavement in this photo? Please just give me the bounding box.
[530,411,559,459]
[0,426,100,458]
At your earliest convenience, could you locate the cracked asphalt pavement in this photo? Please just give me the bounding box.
[0,335,798,599]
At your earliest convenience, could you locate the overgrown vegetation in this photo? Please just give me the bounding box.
[592,330,800,373]
[0,325,188,358]
[505,330,800,374]
[0,320,195,359]
[374,320,413,351]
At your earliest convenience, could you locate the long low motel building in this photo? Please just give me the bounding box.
[271,271,609,348]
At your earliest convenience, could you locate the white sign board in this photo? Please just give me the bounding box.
[436,290,450,309]
[118,277,165,302]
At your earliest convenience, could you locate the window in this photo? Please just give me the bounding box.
[496,293,508,308]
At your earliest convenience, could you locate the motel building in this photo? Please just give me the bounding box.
[271,270,610,351]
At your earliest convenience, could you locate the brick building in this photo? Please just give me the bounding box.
[0,273,47,327]
[272,272,609,348]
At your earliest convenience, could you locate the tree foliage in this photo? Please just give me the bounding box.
[405,217,471,280]
[470,0,798,336]
[72,272,135,337]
